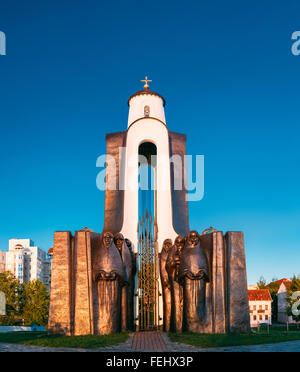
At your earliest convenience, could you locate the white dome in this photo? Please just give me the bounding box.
[127,90,166,128]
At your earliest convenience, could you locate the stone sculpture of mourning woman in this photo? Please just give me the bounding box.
[179,230,209,333]
[92,232,124,335]
[166,235,185,332]
[114,233,133,331]
[159,238,173,332]
[125,238,136,330]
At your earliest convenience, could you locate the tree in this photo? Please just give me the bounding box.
[22,280,50,326]
[267,279,280,294]
[257,276,280,322]
[256,276,267,289]
[0,272,24,324]
[266,278,281,322]
[286,275,300,322]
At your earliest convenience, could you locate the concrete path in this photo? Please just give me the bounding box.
[162,334,300,352]
[132,332,167,351]
[1,333,300,352]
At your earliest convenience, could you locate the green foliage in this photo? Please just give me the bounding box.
[0,332,129,349]
[22,280,50,326]
[0,274,50,326]
[256,276,267,289]
[266,281,280,294]
[256,276,281,321]
[0,314,19,326]
[0,272,23,323]
[286,275,300,322]
[270,292,278,322]
[169,328,300,348]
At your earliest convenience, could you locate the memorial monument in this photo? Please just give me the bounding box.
[48,78,250,335]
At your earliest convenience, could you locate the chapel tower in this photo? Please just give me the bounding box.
[48,79,250,335]
[102,77,189,330]
[103,77,189,251]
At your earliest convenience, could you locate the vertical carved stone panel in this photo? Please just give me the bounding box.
[198,233,213,333]
[103,131,127,234]
[73,231,94,335]
[212,232,226,333]
[226,232,250,333]
[200,232,226,333]
[168,131,189,237]
[48,231,73,335]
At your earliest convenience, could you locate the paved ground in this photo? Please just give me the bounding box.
[132,332,167,351]
[1,333,300,352]
[162,334,300,352]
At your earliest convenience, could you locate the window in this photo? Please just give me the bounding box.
[265,305,268,310]
[253,315,257,320]
[259,315,263,320]
[144,105,150,117]
[259,305,262,310]
[265,315,268,320]
[253,305,256,310]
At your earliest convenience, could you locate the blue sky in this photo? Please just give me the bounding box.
[0,0,299,284]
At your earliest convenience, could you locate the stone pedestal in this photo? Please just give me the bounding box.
[48,230,250,335]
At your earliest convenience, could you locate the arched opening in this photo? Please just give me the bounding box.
[137,142,158,331]
[138,141,157,165]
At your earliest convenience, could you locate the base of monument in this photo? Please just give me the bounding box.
[48,230,250,336]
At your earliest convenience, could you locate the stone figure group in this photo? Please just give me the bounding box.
[159,230,209,333]
[90,228,251,335]
[48,226,250,336]
[92,229,210,334]
[92,232,136,334]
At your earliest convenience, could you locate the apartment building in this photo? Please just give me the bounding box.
[0,239,51,291]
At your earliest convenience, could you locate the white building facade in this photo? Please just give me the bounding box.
[0,239,51,291]
[277,280,299,324]
[248,289,272,327]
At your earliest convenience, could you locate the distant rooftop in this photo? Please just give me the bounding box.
[248,289,272,302]
[267,278,292,291]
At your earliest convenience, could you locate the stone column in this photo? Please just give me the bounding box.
[226,232,250,333]
[212,231,227,333]
[200,231,226,333]
[48,231,73,335]
[73,230,94,335]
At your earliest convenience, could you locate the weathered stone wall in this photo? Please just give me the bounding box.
[103,131,127,234]
[168,131,189,237]
[48,231,73,335]
[212,232,227,333]
[225,232,251,333]
[200,232,226,333]
[73,231,94,335]
[200,231,250,334]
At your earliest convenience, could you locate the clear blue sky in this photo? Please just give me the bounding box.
[0,0,299,284]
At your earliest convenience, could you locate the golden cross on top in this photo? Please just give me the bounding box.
[141,76,152,90]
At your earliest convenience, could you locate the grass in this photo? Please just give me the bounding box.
[0,331,129,349]
[255,324,300,333]
[169,327,300,348]
[1,325,300,349]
